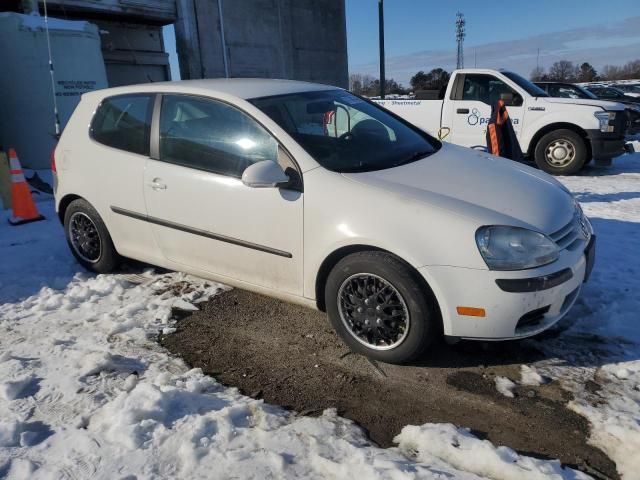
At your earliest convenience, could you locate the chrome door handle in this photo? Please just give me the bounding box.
[148,179,167,190]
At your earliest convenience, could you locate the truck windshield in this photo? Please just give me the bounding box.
[249,90,439,173]
[502,71,549,97]
[565,85,598,99]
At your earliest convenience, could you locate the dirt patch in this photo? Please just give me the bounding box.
[160,289,618,480]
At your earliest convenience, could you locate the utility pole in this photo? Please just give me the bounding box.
[455,12,465,70]
[378,0,385,99]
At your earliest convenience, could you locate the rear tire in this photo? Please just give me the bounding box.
[325,251,438,364]
[534,129,587,175]
[64,199,120,273]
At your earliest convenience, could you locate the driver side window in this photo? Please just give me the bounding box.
[462,74,522,106]
[159,95,278,178]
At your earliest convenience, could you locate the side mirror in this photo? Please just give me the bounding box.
[242,160,290,188]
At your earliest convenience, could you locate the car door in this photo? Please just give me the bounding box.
[89,93,160,262]
[446,74,524,149]
[143,94,303,295]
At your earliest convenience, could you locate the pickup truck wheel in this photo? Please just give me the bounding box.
[64,199,120,273]
[325,251,437,364]
[534,129,587,175]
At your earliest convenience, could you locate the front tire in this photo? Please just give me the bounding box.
[534,129,587,175]
[64,199,120,273]
[325,251,438,364]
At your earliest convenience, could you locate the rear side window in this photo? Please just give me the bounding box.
[159,95,278,177]
[90,94,153,156]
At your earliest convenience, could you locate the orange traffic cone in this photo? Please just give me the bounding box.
[7,148,44,225]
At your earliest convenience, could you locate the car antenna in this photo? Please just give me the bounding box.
[43,0,61,140]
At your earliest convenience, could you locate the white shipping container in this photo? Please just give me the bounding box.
[0,12,108,169]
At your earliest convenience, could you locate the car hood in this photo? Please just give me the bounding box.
[617,97,640,105]
[538,96,625,110]
[342,143,575,234]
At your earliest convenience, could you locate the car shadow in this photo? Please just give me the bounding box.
[573,152,640,177]
[574,191,640,203]
[0,200,163,305]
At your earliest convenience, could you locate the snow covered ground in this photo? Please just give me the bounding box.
[526,154,640,479]
[0,153,639,479]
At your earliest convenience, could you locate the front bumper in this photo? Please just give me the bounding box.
[586,129,626,161]
[420,236,594,340]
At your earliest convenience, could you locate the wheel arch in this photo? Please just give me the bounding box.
[314,245,442,328]
[57,194,84,224]
[527,123,592,159]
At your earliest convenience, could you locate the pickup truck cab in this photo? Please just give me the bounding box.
[375,69,628,175]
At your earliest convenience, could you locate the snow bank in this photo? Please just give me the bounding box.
[492,366,549,398]
[537,153,640,479]
[520,365,548,386]
[568,361,640,478]
[396,424,590,480]
[494,376,516,398]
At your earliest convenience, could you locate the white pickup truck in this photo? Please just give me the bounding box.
[375,69,628,175]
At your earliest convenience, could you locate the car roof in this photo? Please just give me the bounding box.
[83,78,342,101]
[534,82,573,85]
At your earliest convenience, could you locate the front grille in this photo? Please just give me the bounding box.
[611,111,629,136]
[550,211,588,251]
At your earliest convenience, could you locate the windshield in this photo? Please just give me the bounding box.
[615,84,640,93]
[538,83,598,100]
[573,85,599,99]
[501,71,549,97]
[249,90,439,173]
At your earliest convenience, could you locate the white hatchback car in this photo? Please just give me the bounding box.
[54,79,595,364]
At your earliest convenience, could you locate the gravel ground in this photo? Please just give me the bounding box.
[160,289,618,479]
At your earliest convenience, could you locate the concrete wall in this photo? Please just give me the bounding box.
[5,0,348,87]
[175,0,348,88]
[35,0,176,24]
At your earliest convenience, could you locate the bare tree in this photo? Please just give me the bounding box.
[620,60,640,79]
[349,73,376,95]
[530,66,546,82]
[548,60,577,82]
[601,65,622,81]
[349,73,407,97]
[410,68,450,91]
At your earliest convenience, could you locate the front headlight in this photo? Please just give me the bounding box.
[476,226,559,271]
[594,111,616,132]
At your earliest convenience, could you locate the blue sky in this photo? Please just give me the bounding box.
[164,1,640,84]
[346,0,639,64]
